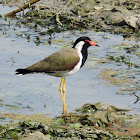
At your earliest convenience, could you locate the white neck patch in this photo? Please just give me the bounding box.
[74,41,85,52]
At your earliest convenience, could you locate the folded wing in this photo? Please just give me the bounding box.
[16,48,80,75]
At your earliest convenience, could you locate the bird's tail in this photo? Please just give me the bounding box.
[15,69,32,75]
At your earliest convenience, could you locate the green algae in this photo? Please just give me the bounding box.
[98,68,130,86]
[0,113,53,125]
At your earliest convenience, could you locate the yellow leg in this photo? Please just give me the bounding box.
[62,78,67,113]
[59,78,65,112]
[59,78,64,92]
[59,77,67,114]
[63,78,66,92]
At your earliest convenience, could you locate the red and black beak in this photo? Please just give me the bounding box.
[85,40,99,46]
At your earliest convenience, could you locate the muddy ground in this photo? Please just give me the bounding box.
[0,102,140,139]
[2,0,140,41]
[0,0,140,139]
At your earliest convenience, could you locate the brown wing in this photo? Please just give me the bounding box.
[26,48,80,73]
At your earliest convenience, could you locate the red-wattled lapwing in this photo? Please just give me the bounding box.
[15,36,98,114]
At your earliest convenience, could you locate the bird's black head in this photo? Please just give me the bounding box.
[73,36,97,50]
[73,36,98,68]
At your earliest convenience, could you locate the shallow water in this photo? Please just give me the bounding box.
[0,5,140,122]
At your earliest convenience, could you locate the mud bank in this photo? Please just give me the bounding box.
[3,0,140,41]
[0,102,140,139]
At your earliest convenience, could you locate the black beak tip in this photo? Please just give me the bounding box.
[95,44,99,47]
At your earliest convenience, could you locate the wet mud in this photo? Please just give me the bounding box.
[3,0,140,40]
[0,102,140,139]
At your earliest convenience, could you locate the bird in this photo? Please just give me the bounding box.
[15,36,98,114]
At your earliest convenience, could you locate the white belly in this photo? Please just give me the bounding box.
[65,50,82,76]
